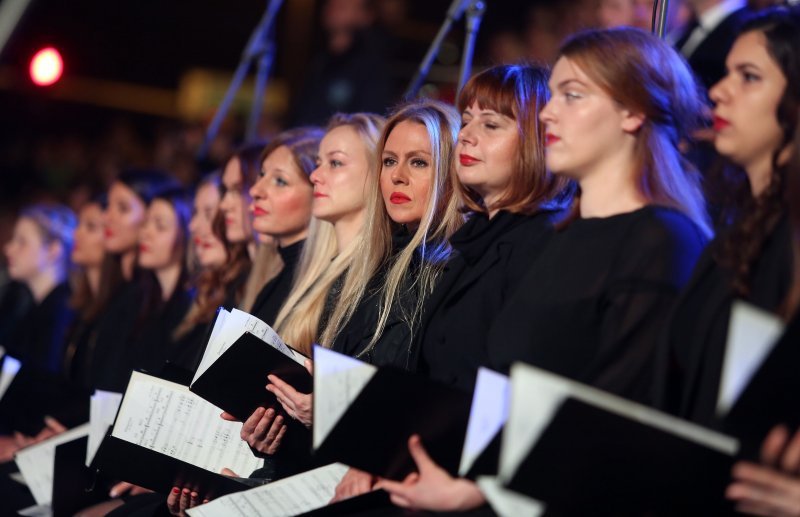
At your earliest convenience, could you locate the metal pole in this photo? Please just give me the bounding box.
[457,0,486,96]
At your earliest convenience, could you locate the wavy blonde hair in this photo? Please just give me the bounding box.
[273,113,386,354]
[321,99,464,357]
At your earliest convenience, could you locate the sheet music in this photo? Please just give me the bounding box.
[14,423,90,505]
[17,504,52,517]
[186,463,349,517]
[312,346,376,449]
[86,390,123,466]
[477,476,545,517]
[717,301,785,417]
[0,353,21,401]
[193,309,304,385]
[112,372,262,475]
[499,363,739,485]
[459,368,510,476]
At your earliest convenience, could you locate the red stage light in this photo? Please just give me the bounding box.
[30,47,63,86]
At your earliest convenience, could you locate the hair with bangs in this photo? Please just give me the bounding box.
[456,63,569,215]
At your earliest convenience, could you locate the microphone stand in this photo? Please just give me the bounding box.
[457,0,486,96]
[650,0,670,39]
[198,0,284,159]
[405,0,473,99]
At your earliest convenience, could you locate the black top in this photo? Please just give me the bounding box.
[250,240,305,326]
[488,206,708,405]
[656,216,792,427]
[6,282,74,375]
[674,7,752,91]
[416,210,561,393]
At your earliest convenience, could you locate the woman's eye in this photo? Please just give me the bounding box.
[275,177,288,187]
[331,159,343,168]
[743,72,760,83]
[484,123,498,130]
[564,92,581,102]
[382,157,397,167]
[411,158,429,168]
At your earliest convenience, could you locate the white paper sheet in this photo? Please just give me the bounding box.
[312,346,376,449]
[192,309,304,385]
[17,504,52,517]
[112,372,262,475]
[717,300,785,417]
[86,390,123,466]
[498,363,739,485]
[185,463,349,517]
[14,423,90,505]
[0,353,22,401]
[477,476,545,517]
[459,368,510,476]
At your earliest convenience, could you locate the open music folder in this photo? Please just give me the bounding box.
[497,362,739,514]
[189,308,311,422]
[312,345,471,480]
[718,300,798,456]
[92,371,263,498]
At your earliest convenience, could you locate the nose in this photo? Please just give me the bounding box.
[188,214,200,235]
[390,162,409,185]
[539,98,556,124]
[310,165,324,186]
[459,121,476,146]
[249,177,266,201]
[708,75,729,106]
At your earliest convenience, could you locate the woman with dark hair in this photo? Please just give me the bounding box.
[657,6,800,430]
[73,169,180,392]
[378,28,710,512]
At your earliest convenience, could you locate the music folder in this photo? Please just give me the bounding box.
[91,371,263,498]
[52,436,106,517]
[720,302,799,456]
[498,362,740,514]
[312,346,471,481]
[190,331,312,422]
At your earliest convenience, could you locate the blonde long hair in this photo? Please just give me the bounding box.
[273,113,386,354]
[320,99,464,356]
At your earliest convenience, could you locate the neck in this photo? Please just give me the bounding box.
[278,230,308,249]
[578,164,646,219]
[86,266,101,297]
[155,263,182,302]
[333,211,365,254]
[120,250,136,281]
[28,267,62,304]
[247,240,257,260]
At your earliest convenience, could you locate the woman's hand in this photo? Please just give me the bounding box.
[266,360,314,428]
[727,425,800,516]
[330,467,376,503]
[109,481,152,498]
[375,435,486,512]
[166,487,209,516]
[225,407,287,455]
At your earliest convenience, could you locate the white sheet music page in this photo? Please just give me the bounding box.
[0,353,21,400]
[192,309,304,385]
[185,463,349,517]
[459,367,510,476]
[112,372,262,475]
[477,476,545,517]
[312,345,376,449]
[14,423,90,505]
[86,390,123,466]
[717,300,785,417]
[498,363,568,484]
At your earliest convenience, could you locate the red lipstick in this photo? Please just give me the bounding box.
[390,192,411,204]
[313,192,328,198]
[712,115,730,132]
[459,154,479,166]
[544,133,560,146]
[253,207,268,216]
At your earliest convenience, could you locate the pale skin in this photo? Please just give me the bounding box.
[727,425,800,516]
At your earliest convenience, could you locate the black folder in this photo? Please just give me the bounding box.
[52,436,105,517]
[301,490,403,516]
[92,434,249,498]
[190,332,312,423]
[724,313,800,458]
[504,398,736,514]
[313,367,472,481]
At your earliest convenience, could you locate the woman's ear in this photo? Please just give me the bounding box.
[47,241,64,268]
[620,109,645,134]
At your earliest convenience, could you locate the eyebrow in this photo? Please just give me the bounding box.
[551,78,587,89]
[325,150,348,157]
[382,149,432,157]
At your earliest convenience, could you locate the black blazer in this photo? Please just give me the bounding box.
[675,7,752,90]
[415,209,561,393]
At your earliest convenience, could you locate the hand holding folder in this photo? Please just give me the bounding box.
[190,309,311,423]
